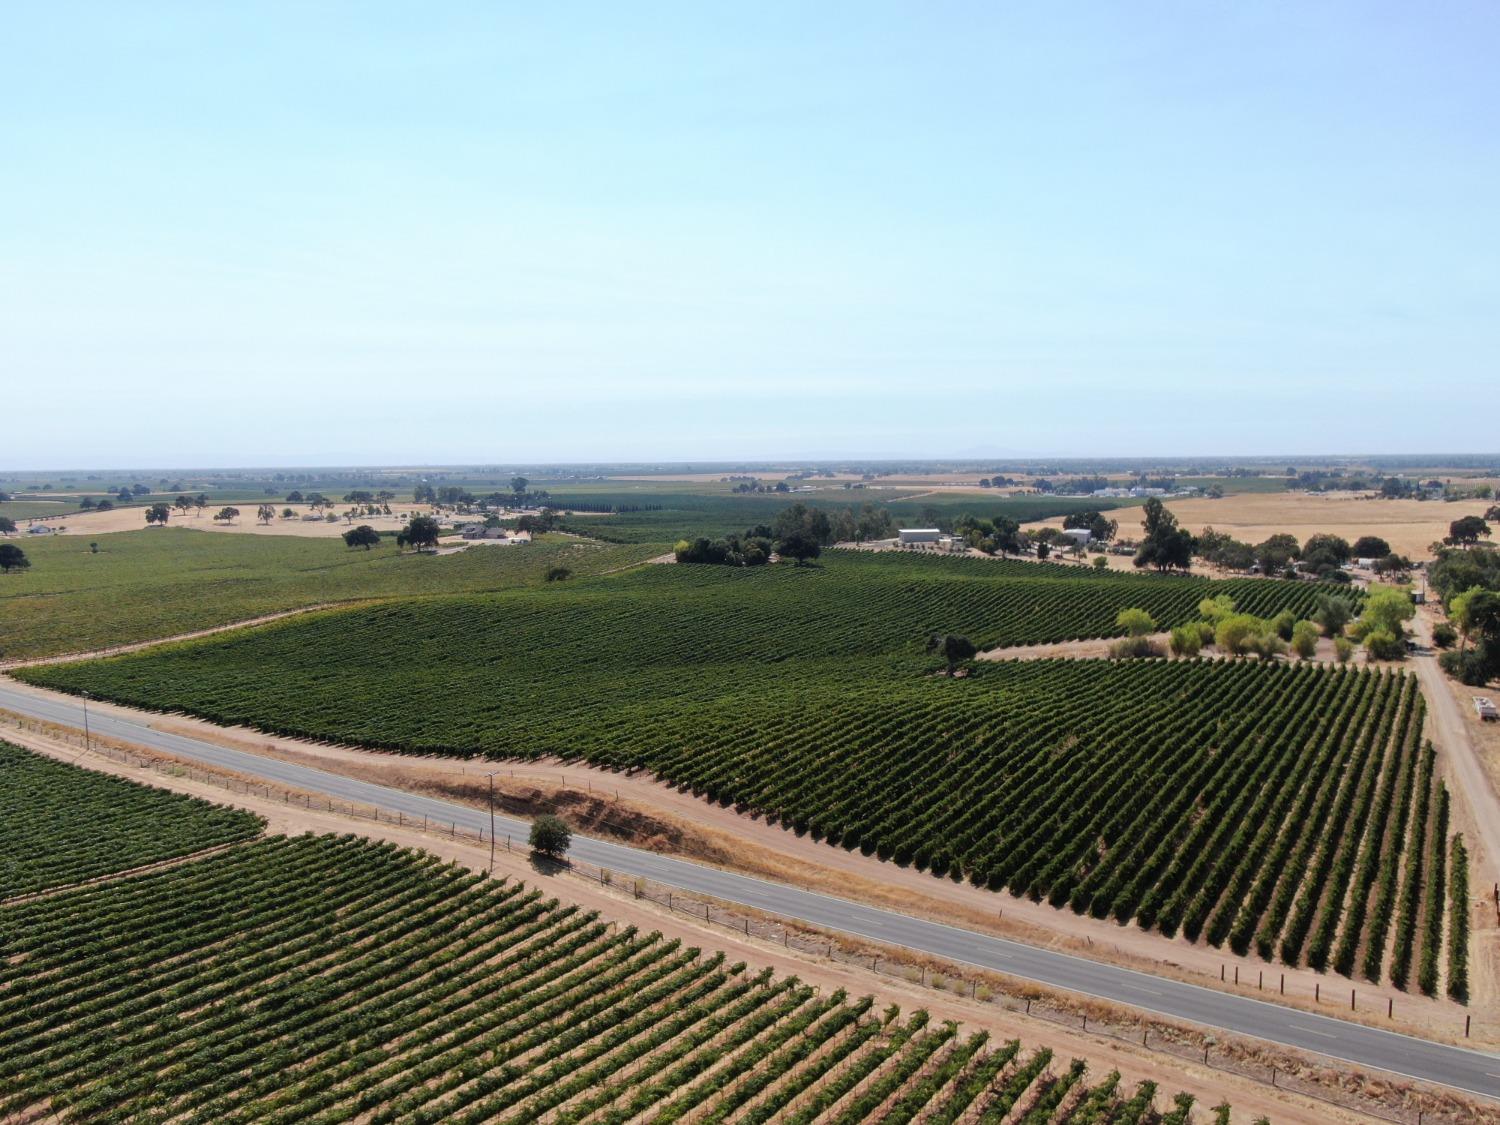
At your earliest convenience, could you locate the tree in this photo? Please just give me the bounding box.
[546,566,572,582]
[194,493,208,517]
[926,633,977,675]
[1300,533,1350,576]
[1215,614,1266,656]
[94,499,113,512]
[396,514,442,553]
[0,516,15,535]
[256,504,275,525]
[1334,636,1355,663]
[1351,536,1391,559]
[1314,594,1353,637]
[1254,534,1300,575]
[343,524,381,550]
[1486,503,1500,523]
[1447,516,1491,547]
[776,531,821,566]
[1116,608,1157,637]
[286,490,305,503]
[1063,510,1118,542]
[1035,540,1050,560]
[173,495,193,517]
[1133,498,1193,571]
[1092,555,1108,570]
[1357,585,1416,640]
[281,507,296,519]
[144,503,171,526]
[1291,619,1320,659]
[0,544,29,573]
[529,814,571,858]
[214,506,241,524]
[510,476,529,496]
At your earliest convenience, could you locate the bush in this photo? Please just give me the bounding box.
[1116,608,1157,637]
[545,566,572,582]
[1109,635,1163,659]
[1440,647,1495,685]
[1271,609,1298,641]
[1364,629,1406,661]
[1168,624,1202,658]
[1290,619,1319,659]
[1334,636,1355,663]
[1432,623,1458,649]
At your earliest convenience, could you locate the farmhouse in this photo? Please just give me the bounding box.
[898,528,941,546]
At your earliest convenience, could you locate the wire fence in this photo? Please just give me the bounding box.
[3,713,1484,1125]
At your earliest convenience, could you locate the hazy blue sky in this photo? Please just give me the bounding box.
[4,3,1496,467]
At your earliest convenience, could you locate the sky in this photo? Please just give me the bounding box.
[3,3,1497,468]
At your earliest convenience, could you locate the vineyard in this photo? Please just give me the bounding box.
[0,740,262,898]
[0,833,1214,1123]
[0,527,660,659]
[17,549,1452,979]
[548,487,1123,544]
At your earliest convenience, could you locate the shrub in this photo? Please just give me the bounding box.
[1334,636,1355,663]
[1116,608,1157,637]
[1168,625,1202,658]
[1364,629,1406,661]
[1290,620,1319,659]
[1109,635,1163,659]
[1432,623,1458,649]
[1271,609,1298,641]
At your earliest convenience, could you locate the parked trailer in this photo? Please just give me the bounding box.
[1475,697,1499,722]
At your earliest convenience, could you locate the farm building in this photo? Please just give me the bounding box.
[26,524,52,536]
[898,528,941,546]
[1059,528,1092,548]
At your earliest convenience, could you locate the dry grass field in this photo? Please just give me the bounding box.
[15,503,427,539]
[1029,491,1493,560]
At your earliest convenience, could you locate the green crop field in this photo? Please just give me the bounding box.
[549,487,1126,544]
[0,741,262,898]
[21,551,1451,978]
[0,831,1202,1122]
[0,529,659,659]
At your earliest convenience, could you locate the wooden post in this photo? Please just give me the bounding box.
[1280,973,1284,995]
[1258,971,1262,990]
[1388,997,1393,1018]
[1351,989,1356,1011]
[1315,982,1320,1002]
[1465,1015,1471,1038]
[1220,964,1225,981]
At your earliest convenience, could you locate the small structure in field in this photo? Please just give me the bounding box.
[1059,528,1093,548]
[26,524,52,536]
[1475,697,1498,722]
[898,528,941,546]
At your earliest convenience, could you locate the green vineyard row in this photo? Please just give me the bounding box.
[0,833,1207,1123]
[0,740,262,899]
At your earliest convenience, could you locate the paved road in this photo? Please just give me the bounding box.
[3,680,1498,1102]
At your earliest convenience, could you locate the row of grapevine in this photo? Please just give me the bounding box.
[0,833,1217,1122]
[0,740,262,898]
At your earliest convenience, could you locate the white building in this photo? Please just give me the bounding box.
[1059,527,1092,548]
[898,528,941,546]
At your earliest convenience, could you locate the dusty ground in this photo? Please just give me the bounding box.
[1,720,1437,1125]
[1028,492,1494,562]
[981,632,1362,665]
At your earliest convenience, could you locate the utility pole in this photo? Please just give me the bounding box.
[80,691,92,756]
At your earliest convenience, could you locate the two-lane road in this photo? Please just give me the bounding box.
[2,680,1497,1102]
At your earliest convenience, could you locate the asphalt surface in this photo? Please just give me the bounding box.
[3,680,1498,1102]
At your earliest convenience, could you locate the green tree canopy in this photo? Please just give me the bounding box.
[529,814,571,857]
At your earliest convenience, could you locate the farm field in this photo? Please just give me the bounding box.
[0,829,1209,1123]
[0,740,262,897]
[22,552,1463,980]
[549,486,1125,544]
[1027,491,1496,563]
[0,529,658,660]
